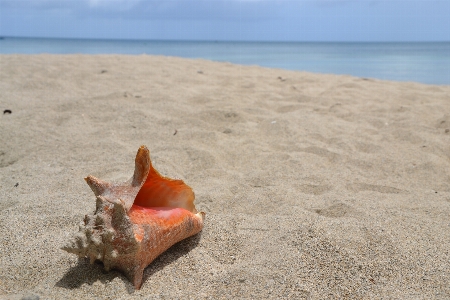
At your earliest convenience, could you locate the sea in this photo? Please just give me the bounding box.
[1,37,449,85]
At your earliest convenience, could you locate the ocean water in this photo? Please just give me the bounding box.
[1,37,449,85]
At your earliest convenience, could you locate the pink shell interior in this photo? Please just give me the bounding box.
[133,158,196,213]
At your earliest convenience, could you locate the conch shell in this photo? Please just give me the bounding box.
[62,146,205,289]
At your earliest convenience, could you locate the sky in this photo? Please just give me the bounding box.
[0,0,449,42]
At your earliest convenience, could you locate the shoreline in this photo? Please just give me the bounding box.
[2,53,449,87]
[1,40,449,85]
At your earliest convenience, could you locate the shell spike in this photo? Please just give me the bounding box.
[125,265,145,290]
[85,176,110,196]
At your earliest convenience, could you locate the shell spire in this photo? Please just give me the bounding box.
[62,145,205,289]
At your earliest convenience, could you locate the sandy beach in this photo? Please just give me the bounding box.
[1,54,449,299]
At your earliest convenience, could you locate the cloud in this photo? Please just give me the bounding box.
[87,0,142,10]
[0,0,80,9]
[2,0,449,41]
[128,1,280,20]
[80,0,281,20]
[0,0,286,20]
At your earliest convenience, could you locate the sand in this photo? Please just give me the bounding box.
[0,54,449,299]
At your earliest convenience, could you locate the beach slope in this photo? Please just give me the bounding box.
[1,55,449,299]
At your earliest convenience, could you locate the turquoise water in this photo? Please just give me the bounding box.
[1,37,449,85]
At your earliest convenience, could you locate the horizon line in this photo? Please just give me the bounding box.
[1,35,449,44]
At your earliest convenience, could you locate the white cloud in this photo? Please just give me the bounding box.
[87,0,141,9]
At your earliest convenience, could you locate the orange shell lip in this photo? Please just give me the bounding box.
[84,145,198,214]
[133,148,197,213]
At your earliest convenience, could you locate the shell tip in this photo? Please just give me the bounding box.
[131,145,151,188]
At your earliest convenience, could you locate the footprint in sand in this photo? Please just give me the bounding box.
[353,141,381,154]
[436,114,450,133]
[0,200,18,212]
[0,151,18,168]
[297,184,332,195]
[300,146,341,163]
[276,104,303,113]
[214,269,311,298]
[198,110,244,125]
[347,183,402,194]
[313,202,361,218]
[185,147,216,170]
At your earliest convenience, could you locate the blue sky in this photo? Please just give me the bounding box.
[0,0,449,41]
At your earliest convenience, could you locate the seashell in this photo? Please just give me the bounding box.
[62,146,205,289]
